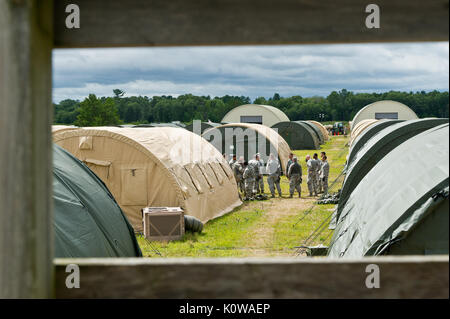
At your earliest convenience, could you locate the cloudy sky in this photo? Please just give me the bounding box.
[53,42,449,102]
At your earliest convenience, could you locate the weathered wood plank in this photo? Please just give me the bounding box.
[55,256,449,298]
[53,0,449,48]
[0,0,53,298]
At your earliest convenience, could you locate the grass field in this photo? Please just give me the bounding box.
[137,135,349,258]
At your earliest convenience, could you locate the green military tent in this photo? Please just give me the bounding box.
[337,118,450,220]
[271,121,320,150]
[53,144,142,258]
[346,119,404,164]
[298,121,324,144]
[328,123,449,257]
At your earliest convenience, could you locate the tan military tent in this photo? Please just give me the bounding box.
[53,127,242,231]
[52,125,78,134]
[349,119,378,146]
[308,121,329,141]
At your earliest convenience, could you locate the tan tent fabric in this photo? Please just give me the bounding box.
[349,119,378,146]
[53,127,242,231]
[221,104,290,127]
[308,121,329,141]
[52,125,78,134]
[203,123,292,173]
[350,100,418,130]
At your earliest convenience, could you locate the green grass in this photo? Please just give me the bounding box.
[137,135,349,258]
[137,207,266,257]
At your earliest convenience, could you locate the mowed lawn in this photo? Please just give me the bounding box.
[137,135,349,258]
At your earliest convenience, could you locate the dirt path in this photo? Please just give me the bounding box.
[243,196,316,257]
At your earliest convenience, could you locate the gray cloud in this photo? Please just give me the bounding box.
[53,42,449,102]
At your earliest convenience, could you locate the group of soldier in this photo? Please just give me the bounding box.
[227,151,329,200]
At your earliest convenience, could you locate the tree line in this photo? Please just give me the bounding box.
[54,89,449,126]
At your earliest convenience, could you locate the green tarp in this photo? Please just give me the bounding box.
[328,124,449,257]
[53,144,142,257]
[271,121,320,150]
[347,119,403,164]
[338,118,449,220]
[298,121,324,144]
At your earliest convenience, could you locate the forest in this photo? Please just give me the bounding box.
[54,89,449,126]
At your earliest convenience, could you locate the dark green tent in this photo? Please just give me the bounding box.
[53,144,142,258]
[347,119,404,163]
[328,123,449,257]
[298,121,324,144]
[186,121,220,135]
[271,121,319,150]
[337,118,449,221]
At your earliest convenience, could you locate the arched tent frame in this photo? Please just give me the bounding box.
[329,124,449,258]
[52,125,78,134]
[203,123,291,172]
[350,100,418,130]
[53,127,242,231]
[338,118,450,222]
[53,144,141,258]
[308,120,329,141]
[298,121,324,144]
[347,119,404,164]
[221,104,290,127]
[186,121,221,135]
[349,119,378,146]
[271,121,320,150]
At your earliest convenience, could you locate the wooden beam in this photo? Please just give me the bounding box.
[55,256,449,298]
[53,0,449,48]
[0,0,53,298]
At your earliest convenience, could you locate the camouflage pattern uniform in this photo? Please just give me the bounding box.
[232,161,244,193]
[254,159,265,194]
[266,158,282,197]
[320,160,330,193]
[243,165,256,199]
[307,159,318,196]
[288,161,302,197]
[317,160,324,193]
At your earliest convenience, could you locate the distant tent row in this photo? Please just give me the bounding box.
[133,123,185,128]
[202,123,291,172]
[54,127,242,231]
[328,119,449,258]
[53,144,142,257]
[269,120,328,150]
[271,121,320,150]
[221,104,290,127]
[186,121,221,135]
[350,100,418,130]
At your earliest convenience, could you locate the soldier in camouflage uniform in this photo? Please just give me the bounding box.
[266,153,282,198]
[312,153,321,194]
[243,161,256,200]
[306,155,318,196]
[232,156,245,193]
[254,153,265,194]
[320,155,330,193]
[317,152,326,193]
[287,156,302,198]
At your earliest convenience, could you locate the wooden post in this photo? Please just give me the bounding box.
[0,0,53,298]
[54,256,449,299]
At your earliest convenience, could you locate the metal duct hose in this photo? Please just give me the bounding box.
[184,215,203,233]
